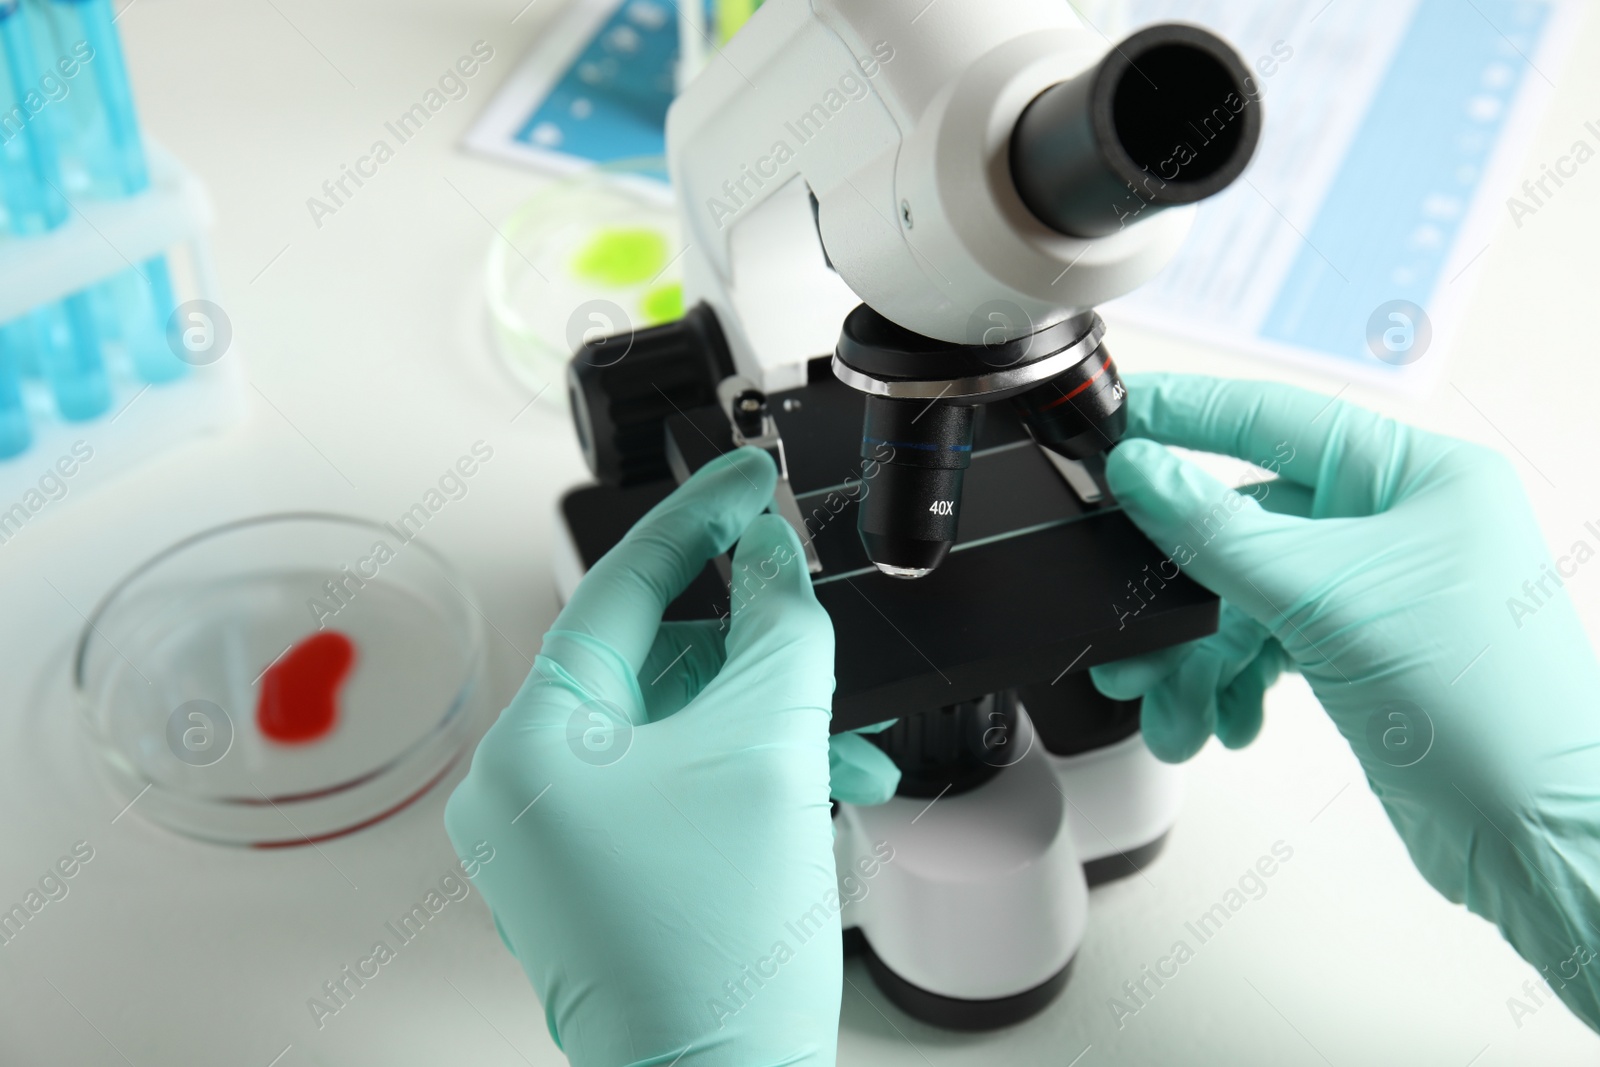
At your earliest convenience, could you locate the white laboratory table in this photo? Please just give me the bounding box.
[2,1,1598,1064]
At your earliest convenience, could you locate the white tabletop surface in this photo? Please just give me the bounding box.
[2,1,1599,1064]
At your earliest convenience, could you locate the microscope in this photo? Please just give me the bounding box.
[558,0,1260,1030]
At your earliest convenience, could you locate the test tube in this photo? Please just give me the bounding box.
[0,309,35,376]
[0,0,111,418]
[0,2,63,234]
[0,316,32,455]
[94,260,182,382]
[37,0,144,195]
[0,3,75,227]
[37,0,182,383]
[44,291,110,417]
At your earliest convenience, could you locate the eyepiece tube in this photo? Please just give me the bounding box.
[1010,23,1262,238]
[858,397,975,579]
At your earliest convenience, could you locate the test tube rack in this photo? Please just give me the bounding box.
[0,141,243,512]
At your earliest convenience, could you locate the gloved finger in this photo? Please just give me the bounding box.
[705,512,835,712]
[1215,642,1284,749]
[550,447,776,681]
[638,620,726,722]
[1209,602,1277,674]
[828,732,901,805]
[1139,647,1221,762]
[1092,599,1268,701]
[1090,644,1190,700]
[1096,600,1275,706]
[1107,438,1313,634]
[1135,605,1274,761]
[1122,373,1408,510]
[853,718,896,735]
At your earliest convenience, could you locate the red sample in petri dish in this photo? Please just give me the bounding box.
[257,631,357,743]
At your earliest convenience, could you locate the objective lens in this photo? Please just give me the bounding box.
[858,396,975,578]
[1012,345,1127,459]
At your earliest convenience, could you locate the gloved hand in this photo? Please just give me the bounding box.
[446,447,858,1066]
[1091,373,1600,1030]
[827,719,898,805]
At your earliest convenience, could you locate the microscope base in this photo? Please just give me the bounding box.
[858,937,1076,1032]
[1047,728,1185,878]
[1086,832,1169,886]
[834,713,1178,1029]
[833,734,1089,1024]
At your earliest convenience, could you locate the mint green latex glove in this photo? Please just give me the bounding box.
[446,448,859,1066]
[827,719,897,805]
[1091,373,1600,1031]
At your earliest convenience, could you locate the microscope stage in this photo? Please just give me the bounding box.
[560,368,1218,732]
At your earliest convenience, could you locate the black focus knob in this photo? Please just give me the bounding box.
[869,692,1024,798]
[567,302,734,486]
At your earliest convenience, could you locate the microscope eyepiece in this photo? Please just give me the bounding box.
[1010,23,1262,238]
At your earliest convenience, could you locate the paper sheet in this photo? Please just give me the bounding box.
[464,0,679,180]
[1104,0,1582,392]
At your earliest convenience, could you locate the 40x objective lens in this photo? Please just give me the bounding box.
[858,396,975,578]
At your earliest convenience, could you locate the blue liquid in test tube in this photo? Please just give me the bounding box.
[38,290,108,418]
[40,0,143,194]
[0,308,38,378]
[41,0,184,383]
[0,0,111,420]
[0,319,32,456]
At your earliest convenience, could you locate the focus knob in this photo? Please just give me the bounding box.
[869,693,1024,798]
[567,302,734,486]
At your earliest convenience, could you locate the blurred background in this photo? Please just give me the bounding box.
[0,0,1596,1063]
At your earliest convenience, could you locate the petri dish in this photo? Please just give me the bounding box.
[74,514,486,847]
[485,156,684,401]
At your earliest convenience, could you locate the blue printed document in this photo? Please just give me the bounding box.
[465,0,679,182]
[1106,0,1580,393]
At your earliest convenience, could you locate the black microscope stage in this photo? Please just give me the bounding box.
[560,361,1218,734]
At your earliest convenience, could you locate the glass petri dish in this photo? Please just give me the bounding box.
[485,156,684,401]
[74,514,486,847]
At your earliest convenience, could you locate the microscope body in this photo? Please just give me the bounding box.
[667,0,1194,391]
[666,0,1259,577]
[562,0,1262,1030]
